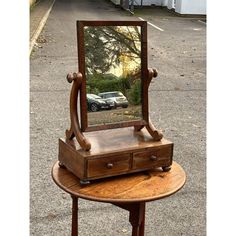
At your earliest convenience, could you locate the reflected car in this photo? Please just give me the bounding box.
[98,91,128,108]
[87,94,115,112]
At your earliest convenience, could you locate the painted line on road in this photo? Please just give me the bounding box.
[29,0,56,55]
[138,17,164,32]
[198,20,206,25]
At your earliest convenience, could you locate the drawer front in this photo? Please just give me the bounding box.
[133,146,172,170]
[87,154,130,178]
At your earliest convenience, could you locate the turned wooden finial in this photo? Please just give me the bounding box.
[153,68,158,77]
[67,72,82,83]
[66,73,74,83]
[148,68,158,79]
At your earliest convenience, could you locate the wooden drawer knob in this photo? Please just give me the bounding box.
[150,155,158,161]
[106,163,114,169]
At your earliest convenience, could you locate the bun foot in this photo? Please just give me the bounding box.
[162,166,171,172]
[80,180,90,185]
[58,162,66,168]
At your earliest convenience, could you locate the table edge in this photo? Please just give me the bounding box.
[51,161,186,203]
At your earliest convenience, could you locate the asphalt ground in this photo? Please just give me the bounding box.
[30,0,206,235]
[30,0,55,40]
[30,0,55,53]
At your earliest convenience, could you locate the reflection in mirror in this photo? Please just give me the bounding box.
[84,25,142,126]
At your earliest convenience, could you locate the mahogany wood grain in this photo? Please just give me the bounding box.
[114,202,146,236]
[87,154,131,178]
[52,161,185,236]
[67,127,172,157]
[58,139,85,179]
[71,195,78,236]
[58,127,173,181]
[52,161,186,203]
[65,72,91,151]
[133,147,172,170]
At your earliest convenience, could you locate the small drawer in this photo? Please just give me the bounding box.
[87,154,130,178]
[133,147,172,170]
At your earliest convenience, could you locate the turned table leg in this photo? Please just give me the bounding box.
[138,203,145,236]
[71,195,78,236]
[114,202,146,236]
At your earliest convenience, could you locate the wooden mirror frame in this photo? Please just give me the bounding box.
[65,20,163,151]
[77,20,148,132]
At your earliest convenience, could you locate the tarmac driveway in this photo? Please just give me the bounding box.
[30,0,206,235]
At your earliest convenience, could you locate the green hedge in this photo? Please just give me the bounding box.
[127,80,141,105]
[87,76,130,95]
[86,75,141,105]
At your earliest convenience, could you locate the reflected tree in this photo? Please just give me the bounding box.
[84,26,141,75]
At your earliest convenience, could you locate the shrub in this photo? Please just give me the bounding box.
[86,75,130,95]
[127,80,141,105]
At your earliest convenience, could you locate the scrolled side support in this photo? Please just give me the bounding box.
[137,68,163,141]
[66,72,91,151]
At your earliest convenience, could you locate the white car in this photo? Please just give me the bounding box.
[98,91,128,108]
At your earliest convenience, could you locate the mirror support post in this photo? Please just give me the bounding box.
[146,68,163,141]
[65,72,91,151]
[134,68,163,141]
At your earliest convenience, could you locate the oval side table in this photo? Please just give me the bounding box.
[52,161,186,236]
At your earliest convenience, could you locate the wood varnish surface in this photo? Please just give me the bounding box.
[69,127,172,157]
[52,161,186,203]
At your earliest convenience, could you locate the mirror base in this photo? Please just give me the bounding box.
[58,127,173,182]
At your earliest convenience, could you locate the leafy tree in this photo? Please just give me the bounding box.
[84,26,141,75]
[84,25,142,104]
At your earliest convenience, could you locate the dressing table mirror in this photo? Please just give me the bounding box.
[58,21,173,184]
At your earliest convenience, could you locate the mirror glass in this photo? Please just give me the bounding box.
[84,25,143,127]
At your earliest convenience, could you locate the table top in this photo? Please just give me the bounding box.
[52,161,186,203]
